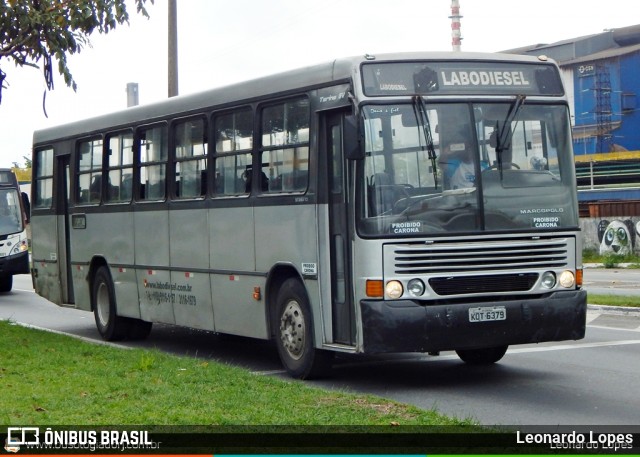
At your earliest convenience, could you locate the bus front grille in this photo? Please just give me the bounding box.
[393,236,569,275]
[428,273,539,295]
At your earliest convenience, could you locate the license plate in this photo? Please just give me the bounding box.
[469,306,507,322]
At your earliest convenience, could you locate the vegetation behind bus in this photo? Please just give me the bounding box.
[0,0,151,108]
[583,248,640,268]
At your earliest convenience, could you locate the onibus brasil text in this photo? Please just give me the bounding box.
[6,427,159,451]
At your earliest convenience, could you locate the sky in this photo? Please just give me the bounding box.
[1,0,638,169]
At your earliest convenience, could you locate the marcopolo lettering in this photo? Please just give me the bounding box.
[441,70,530,87]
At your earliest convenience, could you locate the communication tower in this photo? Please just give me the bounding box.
[450,0,463,51]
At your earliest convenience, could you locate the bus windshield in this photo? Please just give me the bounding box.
[359,101,577,236]
[0,188,24,236]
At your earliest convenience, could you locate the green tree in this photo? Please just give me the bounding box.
[0,0,152,106]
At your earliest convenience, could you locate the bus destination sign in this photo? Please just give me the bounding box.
[441,69,531,88]
[362,61,564,97]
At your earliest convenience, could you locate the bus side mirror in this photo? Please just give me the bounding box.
[344,114,363,160]
[21,192,30,223]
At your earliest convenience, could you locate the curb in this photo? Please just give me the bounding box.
[583,263,636,268]
[587,304,640,315]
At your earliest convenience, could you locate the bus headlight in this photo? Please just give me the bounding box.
[11,241,28,255]
[385,280,403,299]
[540,271,556,289]
[559,270,576,288]
[407,278,425,297]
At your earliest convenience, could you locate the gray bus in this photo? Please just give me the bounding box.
[31,52,586,378]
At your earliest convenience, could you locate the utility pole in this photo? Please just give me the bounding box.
[168,0,179,97]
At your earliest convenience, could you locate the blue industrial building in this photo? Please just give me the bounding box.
[508,25,640,203]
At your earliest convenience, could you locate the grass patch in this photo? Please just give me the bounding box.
[587,294,640,308]
[0,320,473,427]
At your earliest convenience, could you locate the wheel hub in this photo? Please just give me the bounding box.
[280,300,305,360]
[96,282,111,327]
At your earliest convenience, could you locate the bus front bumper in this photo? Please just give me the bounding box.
[360,290,587,354]
[0,250,30,276]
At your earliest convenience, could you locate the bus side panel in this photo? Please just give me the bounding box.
[135,209,175,324]
[112,267,140,319]
[70,261,90,311]
[210,207,267,337]
[107,210,139,319]
[31,214,63,305]
[255,204,318,273]
[69,212,137,314]
[210,274,267,337]
[169,208,213,330]
[255,204,320,338]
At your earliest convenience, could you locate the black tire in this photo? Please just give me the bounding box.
[0,275,13,293]
[274,278,332,379]
[456,345,508,365]
[92,266,129,341]
[126,318,153,340]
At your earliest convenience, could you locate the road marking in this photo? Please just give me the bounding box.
[589,324,640,333]
[333,339,640,370]
[506,339,640,354]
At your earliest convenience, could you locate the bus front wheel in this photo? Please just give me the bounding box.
[92,266,129,341]
[456,345,508,365]
[274,278,332,379]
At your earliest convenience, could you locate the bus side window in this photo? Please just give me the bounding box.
[174,117,207,199]
[77,138,103,205]
[106,131,134,203]
[34,148,54,209]
[213,108,253,196]
[138,125,168,201]
[260,98,309,194]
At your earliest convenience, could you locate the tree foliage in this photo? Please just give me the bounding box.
[0,0,152,105]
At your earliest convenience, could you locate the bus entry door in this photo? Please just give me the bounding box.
[324,111,355,345]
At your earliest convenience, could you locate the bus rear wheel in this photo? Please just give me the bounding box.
[127,318,153,340]
[456,345,508,365]
[274,278,332,379]
[92,266,129,341]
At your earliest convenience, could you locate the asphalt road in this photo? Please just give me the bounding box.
[2,273,640,426]
[583,267,640,296]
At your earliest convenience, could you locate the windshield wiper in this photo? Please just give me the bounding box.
[412,95,439,189]
[495,94,526,176]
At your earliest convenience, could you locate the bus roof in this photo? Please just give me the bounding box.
[0,169,20,188]
[33,51,557,145]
